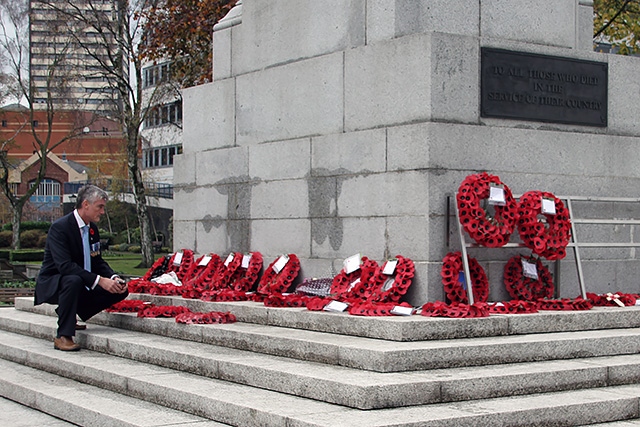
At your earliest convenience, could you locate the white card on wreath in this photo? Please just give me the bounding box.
[173,251,183,266]
[324,300,348,312]
[541,197,556,215]
[522,259,539,280]
[383,259,398,275]
[488,185,506,205]
[242,254,252,268]
[273,254,290,273]
[390,305,414,316]
[343,253,362,274]
[198,255,212,266]
[224,253,235,266]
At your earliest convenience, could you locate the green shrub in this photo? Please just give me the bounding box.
[100,231,115,243]
[127,245,141,253]
[37,234,48,248]
[130,227,141,244]
[3,221,50,232]
[114,243,129,252]
[20,229,46,248]
[0,230,12,248]
[0,280,36,289]
[10,250,44,262]
[0,249,10,260]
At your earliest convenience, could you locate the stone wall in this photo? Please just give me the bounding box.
[174,0,640,305]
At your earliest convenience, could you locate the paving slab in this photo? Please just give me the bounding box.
[2,309,640,411]
[8,302,640,373]
[18,296,640,342]
[0,330,639,426]
[0,396,75,426]
[0,358,229,427]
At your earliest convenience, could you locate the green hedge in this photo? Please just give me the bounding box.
[0,231,11,248]
[10,250,45,262]
[2,221,50,232]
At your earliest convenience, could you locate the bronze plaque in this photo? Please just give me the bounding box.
[481,48,608,127]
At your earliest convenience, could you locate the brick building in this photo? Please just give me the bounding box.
[0,105,125,223]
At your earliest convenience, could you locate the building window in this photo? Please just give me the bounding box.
[142,144,182,169]
[142,62,171,89]
[29,178,61,209]
[143,100,182,129]
[32,120,39,127]
[1,120,6,127]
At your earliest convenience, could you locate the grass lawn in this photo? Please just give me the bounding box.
[103,252,164,278]
[2,251,163,280]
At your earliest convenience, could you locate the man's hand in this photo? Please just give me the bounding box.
[98,276,127,294]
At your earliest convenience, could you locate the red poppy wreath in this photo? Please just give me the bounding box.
[516,191,571,260]
[503,255,554,301]
[256,254,301,295]
[456,172,517,247]
[441,251,489,304]
[330,256,379,301]
[367,255,415,304]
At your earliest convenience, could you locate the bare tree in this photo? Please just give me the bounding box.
[34,0,175,267]
[0,0,90,248]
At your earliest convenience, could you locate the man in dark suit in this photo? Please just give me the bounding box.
[35,185,128,351]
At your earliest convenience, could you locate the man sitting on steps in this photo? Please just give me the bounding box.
[35,185,128,351]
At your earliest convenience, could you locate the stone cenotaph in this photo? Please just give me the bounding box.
[175,0,640,304]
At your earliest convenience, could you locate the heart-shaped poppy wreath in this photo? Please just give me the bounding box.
[456,172,517,247]
[516,191,571,260]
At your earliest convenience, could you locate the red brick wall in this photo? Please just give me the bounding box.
[17,159,69,195]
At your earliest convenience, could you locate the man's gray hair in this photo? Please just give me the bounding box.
[75,185,108,209]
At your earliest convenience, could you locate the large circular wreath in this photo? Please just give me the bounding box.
[456,173,517,247]
[441,252,489,304]
[256,254,301,295]
[368,255,415,303]
[503,255,554,301]
[517,191,571,260]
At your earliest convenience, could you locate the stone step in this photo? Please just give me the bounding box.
[0,358,228,427]
[587,421,640,426]
[19,295,640,343]
[3,309,640,410]
[14,298,640,373]
[128,294,640,341]
[0,396,76,427]
[0,326,638,426]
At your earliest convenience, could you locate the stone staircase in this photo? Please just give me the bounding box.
[0,296,640,426]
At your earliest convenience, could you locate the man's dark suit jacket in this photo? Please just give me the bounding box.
[35,212,114,305]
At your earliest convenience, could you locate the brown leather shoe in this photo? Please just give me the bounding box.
[54,336,80,351]
[75,323,87,330]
